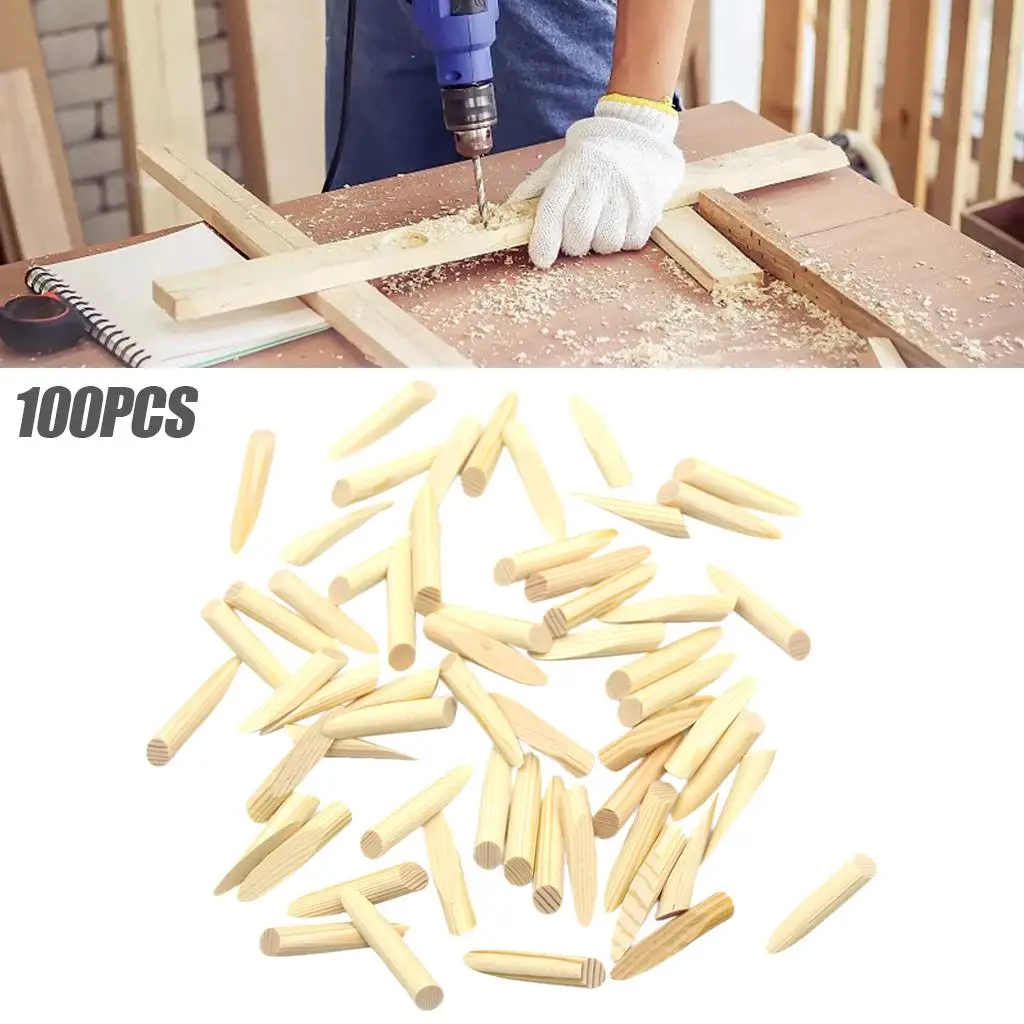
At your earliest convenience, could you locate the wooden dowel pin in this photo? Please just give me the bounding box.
[225,581,336,652]
[673,458,800,516]
[602,593,736,624]
[288,861,429,917]
[347,667,440,710]
[332,445,440,507]
[494,529,617,585]
[656,796,716,919]
[230,430,275,553]
[241,649,348,734]
[274,660,379,727]
[465,951,605,988]
[657,480,782,539]
[535,623,666,661]
[280,500,393,566]
[423,614,547,686]
[328,380,435,460]
[559,784,597,926]
[461,391,518,497]
[570,395,632,488]
[387,537,416,670]
[286,728,415,761]
[423,810,476,935]
[201,599,289,689]
[428,415,482,503]
[270,569,377,654]
[261,921,409,956]
[599,696,713,772]
[322,697,456,740]
[576,494,689,538]
[439,654,522,766]
[664,676,757,779]
[606,626,724,699]
[474,747,513,869]
[247,718,334,822]
[533,777,564,914]
[502,418,565,539]
[490,692,594,777]
[504,753,542,886]
[328,545,393,604]
[594,734,682,839]
[525,545,651,602]
[706,748,776,857]
[604,781,677,911]
[618,653,737,726]
[544,564,656,639]
[437,605,552,654]
[411,485,442,614]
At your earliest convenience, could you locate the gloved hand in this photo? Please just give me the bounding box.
[509,94,685,269]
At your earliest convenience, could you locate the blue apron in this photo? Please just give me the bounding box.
[325,0,617,188]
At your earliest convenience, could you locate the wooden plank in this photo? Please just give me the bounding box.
[652,207,765,292]
[931,0,983,226]
[0,70,75,259]
[879,0,940,205]
[845,0,882,135]
[153,134,848,320]
[760,0,808,131]
[107,0,208,234]
[0,0,82,253]
[223,0,326,204]
[695,188,971,367]
[811,0,848,136]
[860,337,908,367]
[977,0,1024,201]
[136,145,472,368]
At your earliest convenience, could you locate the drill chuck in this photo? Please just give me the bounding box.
[442,82,497,159]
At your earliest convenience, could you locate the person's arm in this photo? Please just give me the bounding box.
[608,0,695,104]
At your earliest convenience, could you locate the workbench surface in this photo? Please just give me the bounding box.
[3,103,1023,368]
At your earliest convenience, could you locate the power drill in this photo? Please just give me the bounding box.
[412,0,500,223]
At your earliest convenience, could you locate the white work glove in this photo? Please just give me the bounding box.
[509,95,685,269]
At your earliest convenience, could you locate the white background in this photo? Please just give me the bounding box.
[1,371,1022,1023]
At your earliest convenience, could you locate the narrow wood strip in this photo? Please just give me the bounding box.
[423,614,547,686]
[656,797,717,918]
[147,657,240,765]
[599,696,713,772]
[423,811,476,935]
[494,529,617,585]
[439,654,523,767]
[601,594,735,624]
[569,395,632,487]
[464,951,605,988]
[575,494,689,538]
[706,748,776,857]
[328,381,436,460]
[261,921,409,956]
[201,599,289,689]
[560,784,598,926]
[604,781,677,911]
[504,754,542,886]
[534,624,666,661]
[474,747,514,869]
[462,392,518,497]
[502,419,565,540]
[525,546,652,602]
[288,861,429,917]
[229,430,275,553]
[766,854,877,952]
[270,569,377,654]
[594,735,682,839]
[611,892,734,980]
[225,581,336,652]
[489,693,595,777]
[672,458,799,516]
[279,501,393,566]
[863,337,909,368]
[328,546,393,604]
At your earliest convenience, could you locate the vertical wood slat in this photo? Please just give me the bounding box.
[931,0,983,225]
[108,0,208,234]
[977,0,1024,201]
[224,0,327,204]
[845,0,882,136]
[761,0,808,131]
[811,0,848,136]
[880,0,940,205]
[681,0,712,108]
[0,0,83,254]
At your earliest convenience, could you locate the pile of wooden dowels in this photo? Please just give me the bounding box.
[148,381,876,1010]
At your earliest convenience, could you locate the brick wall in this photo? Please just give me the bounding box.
[32,0,241,245]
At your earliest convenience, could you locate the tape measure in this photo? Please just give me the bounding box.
[0,292,86,356]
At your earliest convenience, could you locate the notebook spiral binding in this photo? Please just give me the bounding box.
[25,266,152,368]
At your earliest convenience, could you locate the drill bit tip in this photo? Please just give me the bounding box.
[473,156,489,227]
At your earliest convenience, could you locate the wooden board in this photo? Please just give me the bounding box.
[880,0,940,205]
[224,0,326,204]
[696,188,971,367]
[0,69,75,260]
[845,0,882,136]
[811,0,848,137]
[0,0,82,254]
[760,0,808,131]
[136,144,471,368]
[108,0,208,234]
[652,207,764,293]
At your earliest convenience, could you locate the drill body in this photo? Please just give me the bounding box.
[412,0,500,160]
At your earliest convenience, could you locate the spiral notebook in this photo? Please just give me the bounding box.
[25,224,326,367]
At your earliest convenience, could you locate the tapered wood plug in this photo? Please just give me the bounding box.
[440,655,522,766]
[606,626,724,699]
[502,418,565,539]
[706,748,775,857]
[230,430,274,553]
[238,802,352,901]
[464,951,605,988]
[437,605,553,654]
[339,884,444,1010]
[535,624,666,661]
[332,446,440,507]
[225,582,336,652]
[525,545,652,602]
[214,793,319,895]
[261,921,409,956]
[604,781,677,911]
[328,380,435,460]
[664,676,757,779]
[576,494,689,538]
[618,653,737,726]
[533,777,565,913]
[387,538,416,670]
[270,569,377,654]
[504,753,542,885]
[543,563,657,639]
[329,545,393,604]
[673,458,800,515]
[490,693,595,777]
[601,593,736,625]
[247,716,333,822]
[148,657,240,765]
[423,811,476,935]
[411,485,442,614]
[428,416,483,504]
[462,391,518,497]
[610,892,734,980]
[656,796,717,919]
[672,710,765,820]
[424,614,547,686]
[274,660,379,727]
[286,728,415,761]
[322,697,457,740]
[658,480,782,539]
[474,747,514,869]
[611,824,686,960]
[494,529,617,585]
[279,500,393,566]
[599,696,713,772]
[707,565,810,660]
[201,600,290,689]
[288,862,430,918]
[346,667,440,711]
[766,855,877,953]
[570,395,632,488]
[560,784,597,926]
[361,765,473,859]
[593,735,682,839]
[240,649,348,734]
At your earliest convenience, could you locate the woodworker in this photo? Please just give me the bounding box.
[325,0,694,268]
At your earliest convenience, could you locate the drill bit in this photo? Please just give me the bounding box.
[473,156,489,227]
